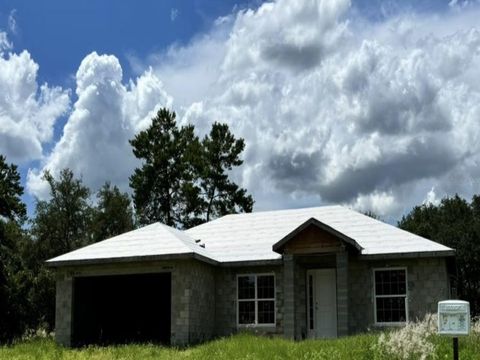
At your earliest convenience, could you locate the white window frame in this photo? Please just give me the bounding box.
[373,267,409,326]
[236,273,276,327]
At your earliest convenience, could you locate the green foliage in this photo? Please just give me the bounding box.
[199,123,254,222]
[399,194,480,315]
[130,108,201,227]
[0,221,33,342]
[91,182,134,242]
[129,108,254,228]
[0,155,138,342]
[0,155,26,222]
[363,211,382,221]
[1,332,480,360]
[21,169,94,333]
[31,169,93,261]
[0,155,30,343]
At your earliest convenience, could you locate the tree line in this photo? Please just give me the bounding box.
[0,108,253,342]
[1,107,480,342]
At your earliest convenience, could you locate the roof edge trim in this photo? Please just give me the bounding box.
[46,252,218,267]
[359,250,456,260]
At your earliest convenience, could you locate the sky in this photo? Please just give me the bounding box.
[1,0,480,223]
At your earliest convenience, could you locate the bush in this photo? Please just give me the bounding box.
[375,314,438,360]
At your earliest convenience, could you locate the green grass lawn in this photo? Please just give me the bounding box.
[0,332,479,360]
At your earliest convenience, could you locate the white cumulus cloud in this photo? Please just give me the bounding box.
[23,0,480,220]
[0,32,70,163]
[27,52,172,199]
[147,0,480,219]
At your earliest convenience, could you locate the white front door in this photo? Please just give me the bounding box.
[307,269,337,338]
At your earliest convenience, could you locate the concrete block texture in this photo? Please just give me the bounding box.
[54,254,450,346]
[55,273,73,347]
[348,256,450,333]
[215,264,284,337]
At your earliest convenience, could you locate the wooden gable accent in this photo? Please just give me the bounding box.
[283,224,344,255]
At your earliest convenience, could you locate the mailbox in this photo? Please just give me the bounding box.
[438,300,470,336]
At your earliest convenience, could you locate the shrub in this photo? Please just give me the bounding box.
[375,313,438,360]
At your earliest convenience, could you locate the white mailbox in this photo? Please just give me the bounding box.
[438,300,470,336]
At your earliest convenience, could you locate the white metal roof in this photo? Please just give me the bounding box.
[47,222,215,265]
[185,205,453,263]
[48,205,454,266]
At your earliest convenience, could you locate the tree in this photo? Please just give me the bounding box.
[28,169,94,330]
[363,210,381,220]
[129,108,202,227]
[0,155,29,342]
[129,108,254,228]
[399,195,480,315]
[0,155,26,222]
[91,182,134,242]
[199,122,253,222]
[31,169,93,261]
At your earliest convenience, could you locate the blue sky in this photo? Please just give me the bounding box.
[0,0,251,213]
[1,0,480,222]
[1,0,246,84]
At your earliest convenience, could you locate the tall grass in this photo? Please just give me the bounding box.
[1,319,479,360]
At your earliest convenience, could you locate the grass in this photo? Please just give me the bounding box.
[1,332,479,360]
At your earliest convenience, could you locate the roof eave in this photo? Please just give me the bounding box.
[219,258,283,267]
[359,249,456,260]
[272,217,363,253]
[46,251,219,268]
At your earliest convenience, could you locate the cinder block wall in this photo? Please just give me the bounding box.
[55,273,73,346]
[293,262,306,339]
[54,259,216,347]
[348,256,450,333]
[214,265,284,337]
[185,260,216,344]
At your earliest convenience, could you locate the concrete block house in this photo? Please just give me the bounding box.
[48,206,455,347]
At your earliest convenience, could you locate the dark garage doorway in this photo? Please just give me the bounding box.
[72,272,171,346]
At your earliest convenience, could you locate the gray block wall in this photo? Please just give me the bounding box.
[336,251,349,336]
[215,264,284,337]
[54,254,451,347]
[283,255,295,339]
[348,256,450,333]
[184,261,216,344]
[55,273,73,347]
[293,261,306,339]
[54,259,216,347]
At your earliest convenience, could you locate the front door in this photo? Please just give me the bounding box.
[307,269,337,338]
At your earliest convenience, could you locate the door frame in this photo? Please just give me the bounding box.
[306,268,338,339]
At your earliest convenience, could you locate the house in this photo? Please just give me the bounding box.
[48,205,455,347]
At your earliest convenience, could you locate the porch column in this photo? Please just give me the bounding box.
[55,272,73,347]
[283,254,295,339]
[336,251,348,336]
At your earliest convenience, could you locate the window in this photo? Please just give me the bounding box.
[237,274,275,325]
[374,268,408,324]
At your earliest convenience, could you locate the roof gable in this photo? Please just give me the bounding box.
[272,218,362,254]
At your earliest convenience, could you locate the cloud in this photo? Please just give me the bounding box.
[24,0,480,220]
[0,32,12,53]
[0,32,70,163]
[149,0,480,219]
[27,52,172,199]
[170,8,179,22]
[8,9,17,34]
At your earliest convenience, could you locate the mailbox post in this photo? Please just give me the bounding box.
[438,300,470,360]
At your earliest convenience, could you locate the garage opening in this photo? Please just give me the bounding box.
[72,272,171,346]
